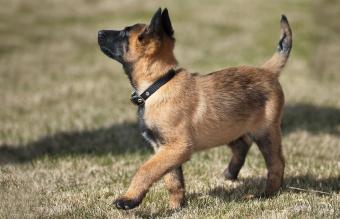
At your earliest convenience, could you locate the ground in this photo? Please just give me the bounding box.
[0,0,339,218]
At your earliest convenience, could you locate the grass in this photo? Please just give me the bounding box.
[0,0,339,218]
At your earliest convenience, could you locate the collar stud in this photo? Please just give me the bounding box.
[130,69,176,106]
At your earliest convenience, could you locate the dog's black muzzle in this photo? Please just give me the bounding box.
[98,30,127,62]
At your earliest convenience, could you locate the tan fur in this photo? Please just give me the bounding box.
[262,16,292,75]
[114,15,292,209]
[125,24,178,91]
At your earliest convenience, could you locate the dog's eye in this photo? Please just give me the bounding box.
[138,34,144,41]
[122,26,132,36]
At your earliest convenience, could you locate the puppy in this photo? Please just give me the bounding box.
[98,8,292,210]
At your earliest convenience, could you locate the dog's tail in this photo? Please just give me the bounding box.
[261,15,292,75]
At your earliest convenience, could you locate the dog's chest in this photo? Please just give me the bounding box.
[138,106,163,151]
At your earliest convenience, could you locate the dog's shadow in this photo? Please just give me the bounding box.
[283,103,340,135]
[1,103,340,164]
[0,122,150,164]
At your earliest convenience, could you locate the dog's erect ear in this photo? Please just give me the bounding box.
[161,8,174,38]
[148,8,163,35]
[148,8,174,39]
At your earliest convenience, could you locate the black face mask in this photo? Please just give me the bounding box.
[98,28,130,64]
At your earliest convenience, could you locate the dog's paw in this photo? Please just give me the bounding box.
[169,199,185,210]
[223,169,238,181]
[255,190,279,199]
[113,197,141,210]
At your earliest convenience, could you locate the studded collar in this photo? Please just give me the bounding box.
[130,69,176,106]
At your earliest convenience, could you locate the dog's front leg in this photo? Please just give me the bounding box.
[114,145,191,210]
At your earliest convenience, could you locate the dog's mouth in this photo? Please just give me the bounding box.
[99,46,115,59]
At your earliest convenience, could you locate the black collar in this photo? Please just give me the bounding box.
[130,69,176,106]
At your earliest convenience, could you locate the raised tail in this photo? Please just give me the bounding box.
[262,15,292,75]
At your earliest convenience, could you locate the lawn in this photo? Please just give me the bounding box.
[0,0,339,218]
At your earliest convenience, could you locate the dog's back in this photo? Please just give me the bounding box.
[190,66,283,149]
[180,16,292,150]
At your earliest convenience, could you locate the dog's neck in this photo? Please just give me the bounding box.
[128,52,178,94]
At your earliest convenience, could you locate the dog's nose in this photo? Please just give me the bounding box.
[98,30,106,39]
[98,30,105,45]
[98,30,104,36]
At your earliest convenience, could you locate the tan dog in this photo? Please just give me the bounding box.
[98,8,292,210]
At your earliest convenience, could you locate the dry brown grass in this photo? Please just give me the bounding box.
[0,0,339,218]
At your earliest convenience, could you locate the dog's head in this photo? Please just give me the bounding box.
[98,8,175,73]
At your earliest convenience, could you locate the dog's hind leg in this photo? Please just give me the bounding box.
[253,125,285,196]
[164,166,185,209]
[224,134,252,180]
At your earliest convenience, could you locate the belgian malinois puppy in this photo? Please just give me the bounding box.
[98,8,292,210]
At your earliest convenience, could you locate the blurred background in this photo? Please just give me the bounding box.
[0,0,339,218]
